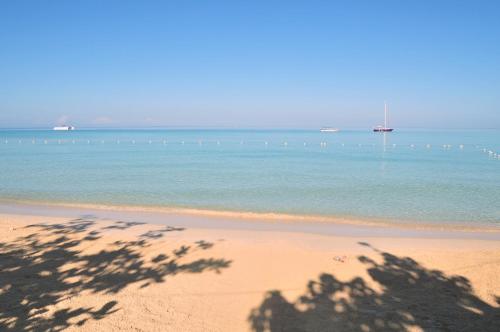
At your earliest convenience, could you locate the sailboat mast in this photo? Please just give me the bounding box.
[384,102,388,128]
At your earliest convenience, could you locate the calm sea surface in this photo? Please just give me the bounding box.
[1,129,499,226]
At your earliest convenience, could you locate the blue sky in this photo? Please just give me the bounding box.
[0,0,499,128]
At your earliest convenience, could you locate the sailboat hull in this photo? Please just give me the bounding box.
[373,128,393,132]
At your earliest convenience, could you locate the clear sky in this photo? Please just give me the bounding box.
[1,0,499,129]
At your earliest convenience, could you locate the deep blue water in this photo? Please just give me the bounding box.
[1,129,499,225]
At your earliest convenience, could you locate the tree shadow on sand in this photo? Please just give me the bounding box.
[249,242,500,332]
[0,216,231,331]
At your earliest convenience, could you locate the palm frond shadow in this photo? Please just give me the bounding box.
[249,242,500,332]
[0,216,232,331]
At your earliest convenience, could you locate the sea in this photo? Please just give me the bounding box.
[0,129,499,227]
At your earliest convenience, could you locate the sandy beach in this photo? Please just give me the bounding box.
[3,0,500,330]
[1,210,499,331]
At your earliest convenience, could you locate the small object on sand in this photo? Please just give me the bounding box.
[333,255,347,263]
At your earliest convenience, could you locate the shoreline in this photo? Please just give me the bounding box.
[0,197,499,234]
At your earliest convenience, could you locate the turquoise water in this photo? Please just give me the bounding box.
[0,129,499,225]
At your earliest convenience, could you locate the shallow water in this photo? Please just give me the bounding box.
[1,129,499,225]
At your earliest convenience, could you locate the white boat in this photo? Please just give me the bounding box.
[373,102,394,132]
[53,125,75,131]
[320,127,339,132]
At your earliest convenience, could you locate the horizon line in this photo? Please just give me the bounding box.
[0,126,499,131]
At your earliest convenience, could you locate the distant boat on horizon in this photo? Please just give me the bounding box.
[373,102,394,132]
[320,127,339,132]
[53,125,75,131]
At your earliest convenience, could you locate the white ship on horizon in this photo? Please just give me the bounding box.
[320,127,339,132]
[53,125,75,131]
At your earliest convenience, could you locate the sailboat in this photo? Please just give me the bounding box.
[373,102,394,132]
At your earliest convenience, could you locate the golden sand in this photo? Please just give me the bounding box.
[1,212,499,331]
